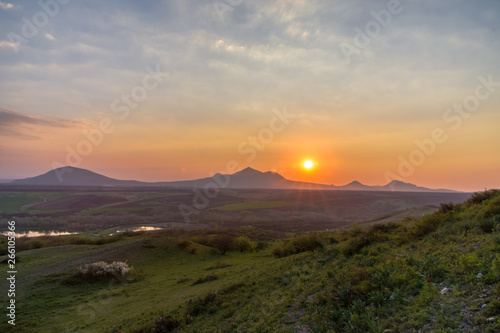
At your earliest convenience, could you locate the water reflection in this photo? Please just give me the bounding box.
[118,226,163,233]
[2,231,78,238]
[1,226,163,238]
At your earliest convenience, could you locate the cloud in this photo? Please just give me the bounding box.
[0,2,13,10]
[0,40,16,49]
[44,33,55,40]
[0,108,83,139]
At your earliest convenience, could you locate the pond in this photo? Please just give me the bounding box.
[1,226,164,238]
[2,231,78,238]
[123,226,163,232]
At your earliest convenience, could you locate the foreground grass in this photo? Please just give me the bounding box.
[1,189,499,332]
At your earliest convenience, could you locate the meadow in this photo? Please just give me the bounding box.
[0,187,471,234]
[0,189,499,332]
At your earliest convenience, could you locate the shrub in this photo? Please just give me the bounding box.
[210,234,235,255]
[76,261,132,282]
[339,236,371,256]
[478,218,497,233]
[461,220,475,237]
[407,214,443,239]
[438,202,455,214]
[152,315,180,333]
[272,245,293,258]
[255,241,268,251]
[291,234,325,254]
[234,236,255,252]
[466,189,499,206]
[186,291,222,317]
[272,234,325,258]
[482,195,500,219]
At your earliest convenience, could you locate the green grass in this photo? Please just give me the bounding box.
[0,193,45,213]
[0,192,70,213]
[0,234,279,332]
[214,201,293,211]
[1,190,499,332]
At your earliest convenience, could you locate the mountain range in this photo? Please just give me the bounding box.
[5,166,459,192]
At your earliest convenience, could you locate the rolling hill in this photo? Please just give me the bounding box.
[1,189,499,332]
[9,166,145,187]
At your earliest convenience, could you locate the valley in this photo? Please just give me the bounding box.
[0,187,471,234]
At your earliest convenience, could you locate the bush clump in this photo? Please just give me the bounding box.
[151,315,180,333]
[466,189,499,206]
[186,291,222,317]
[234,236,256,252]
[478,218,497,233]
[209,234,236,255]
[272,233,325,258]
[77,261,132,282]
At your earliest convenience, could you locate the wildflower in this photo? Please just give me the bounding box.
[427,279,431,283]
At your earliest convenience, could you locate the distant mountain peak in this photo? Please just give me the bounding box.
[386,179,418,188]
[388,179,408,185]
[237,167,262,174]
[10,165,135,187]
[53,166,83,173]
[6,166,459,192]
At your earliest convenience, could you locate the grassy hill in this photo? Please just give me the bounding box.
[1,189,499,332]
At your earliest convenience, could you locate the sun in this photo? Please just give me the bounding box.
[303,160,315,170]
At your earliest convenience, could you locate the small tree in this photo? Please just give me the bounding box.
[210,234,235,255]
[291,233,325,254]
[234,236,255,252]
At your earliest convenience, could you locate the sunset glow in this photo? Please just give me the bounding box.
[0,1,499,192]
[303,160,315,170]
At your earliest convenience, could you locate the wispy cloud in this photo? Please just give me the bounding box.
[0,2,13,10]
[0,108,83,139]
[0,40,16,49]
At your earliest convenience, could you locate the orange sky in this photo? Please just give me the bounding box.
[1,1,499,192]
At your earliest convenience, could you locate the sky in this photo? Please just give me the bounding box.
[0,0,499,192]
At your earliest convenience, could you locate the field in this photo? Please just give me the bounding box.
[0,189,499,332]
[214,201,293,211]
[0,192,69,214]
[0,187,472,234]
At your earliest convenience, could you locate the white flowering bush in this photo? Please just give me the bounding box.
[77,261,132,281]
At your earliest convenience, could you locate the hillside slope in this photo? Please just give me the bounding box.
[1,190,499,332]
